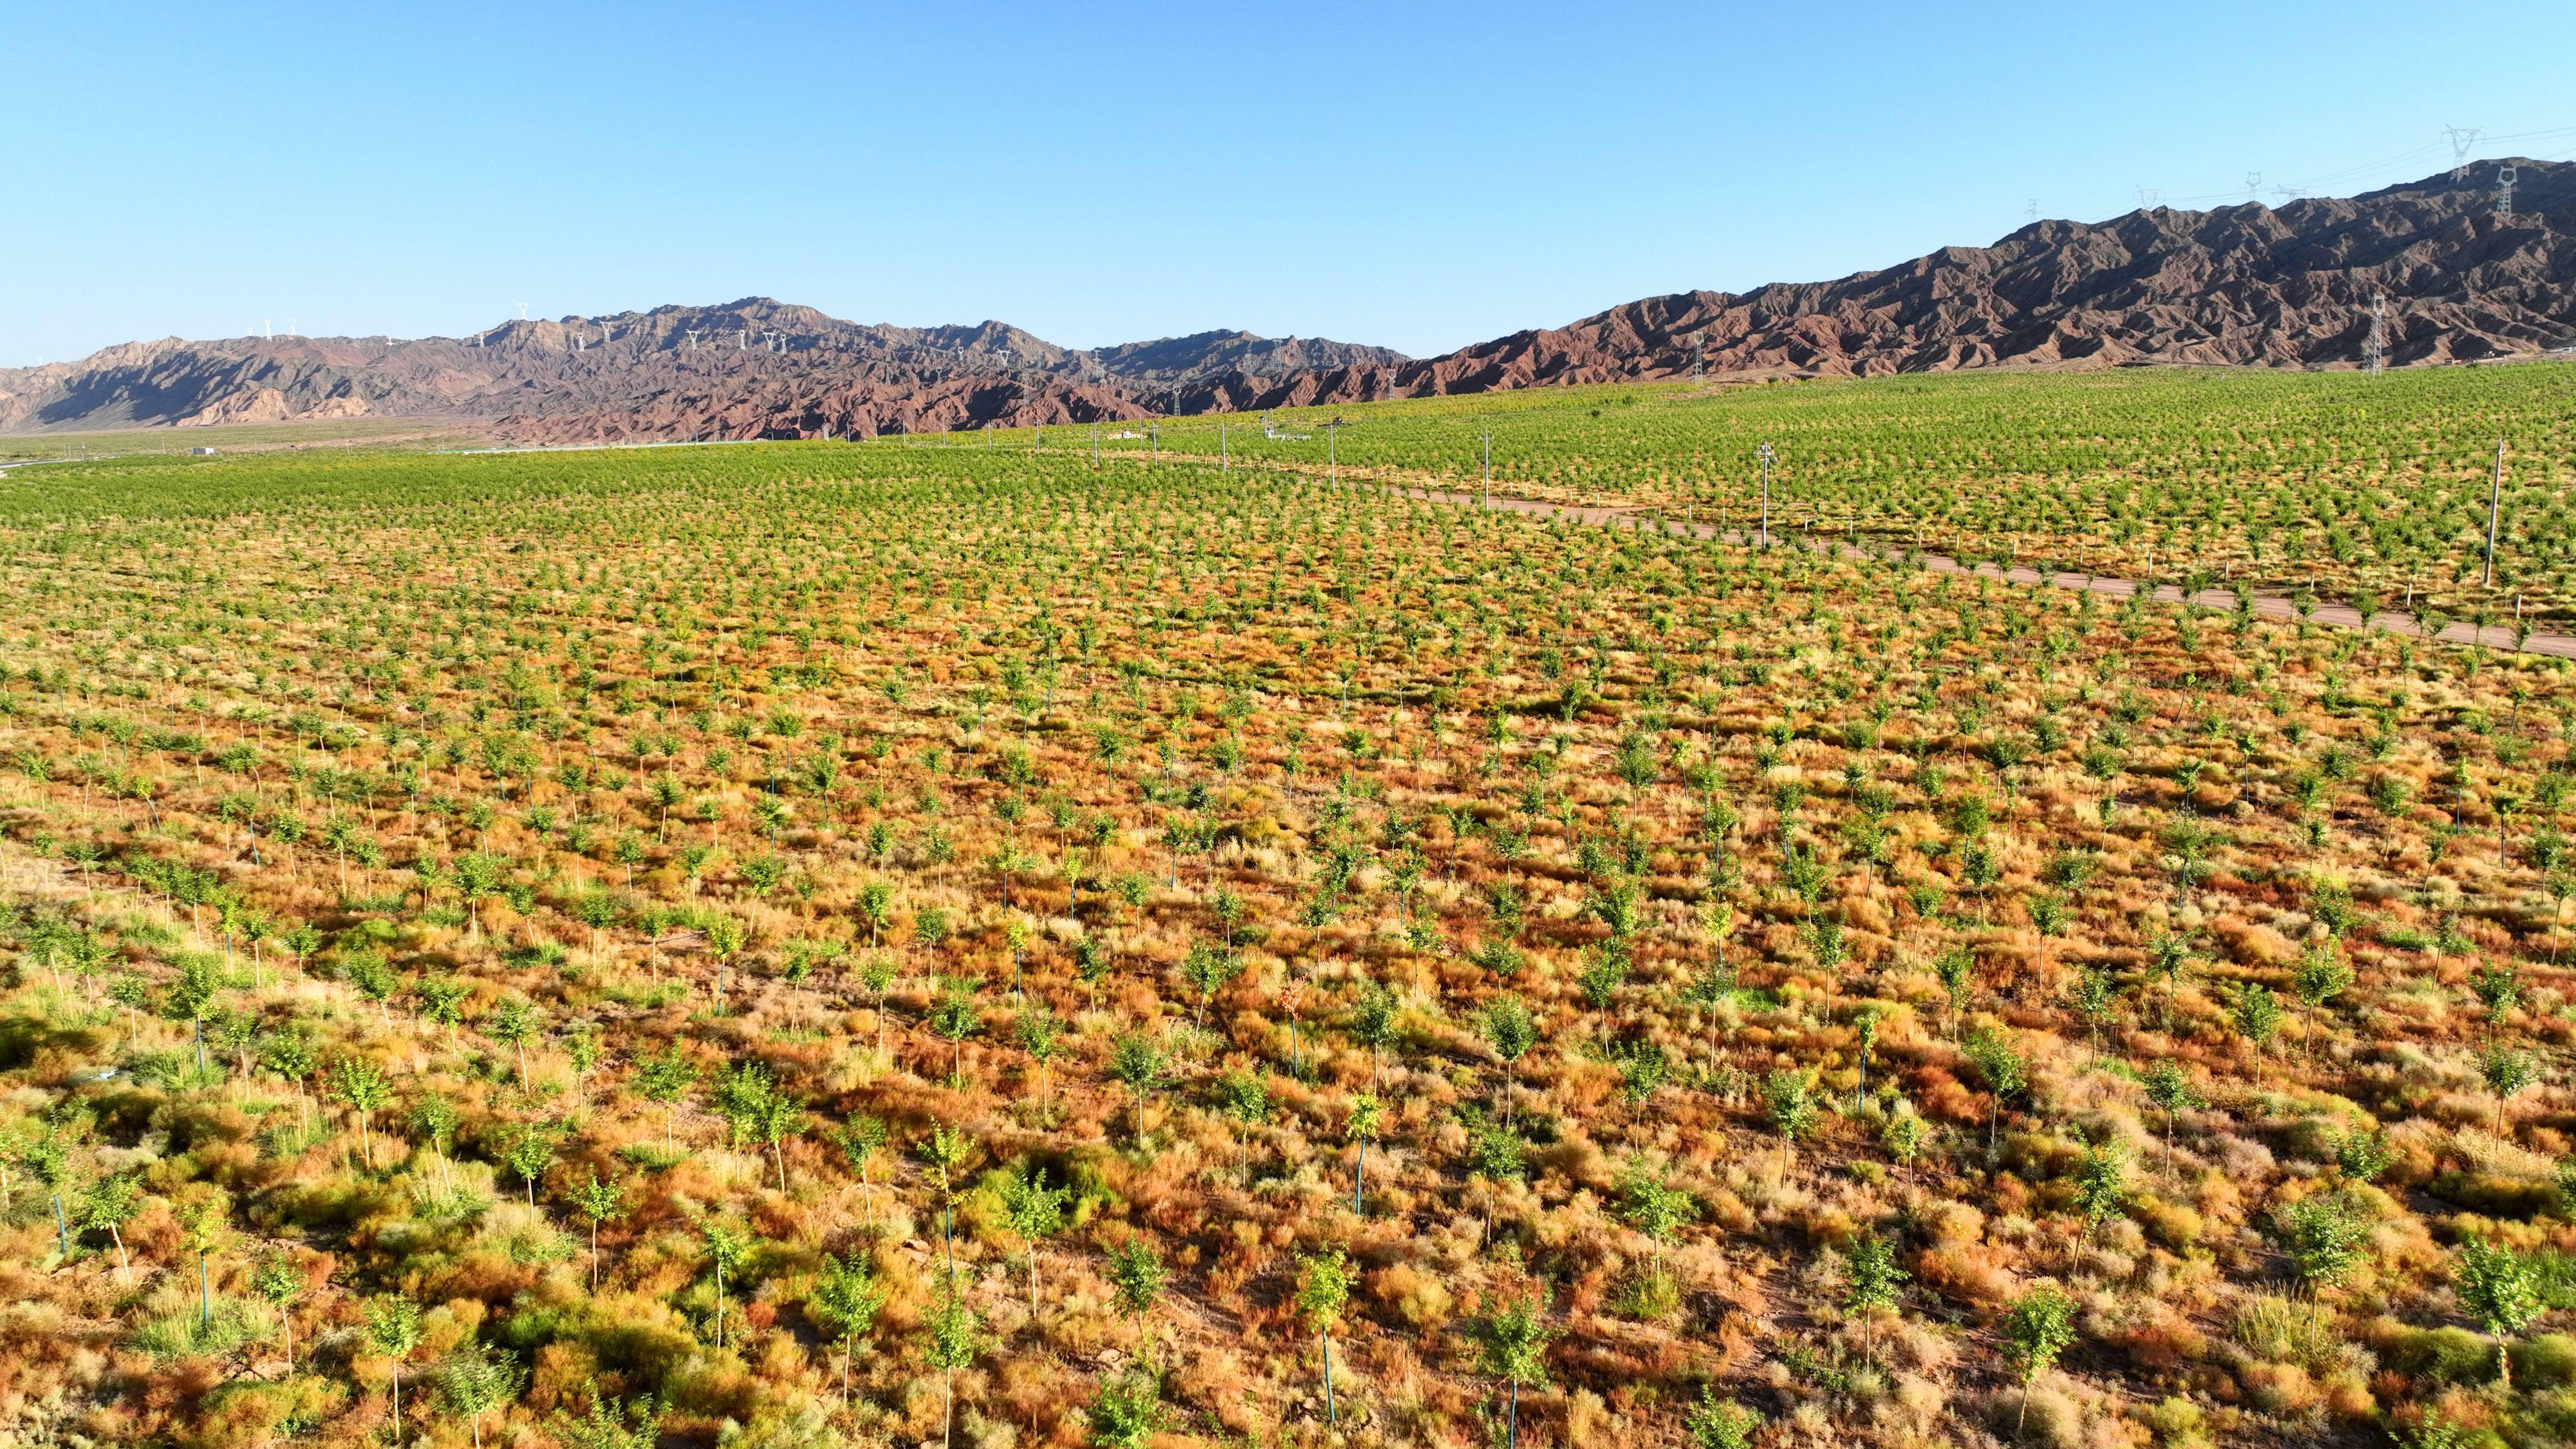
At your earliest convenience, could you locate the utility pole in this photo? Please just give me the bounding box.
[1756,443,1775,549]
[1328,421,1337,482]
[2485,437,2506,588]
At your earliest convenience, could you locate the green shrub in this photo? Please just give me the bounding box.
[2384,1325,2497,1385]
[2430,1170,2560,1219]
[129,1293,275,1360]
[189,1375,348,1449]
[2511,1332,2576,1390]
[2144,1395,2209,1449]
[1616,1265,1683,1323]
[2234,1293,2341,1371]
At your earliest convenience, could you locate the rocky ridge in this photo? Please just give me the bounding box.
[1243,158,2576,408]
[4,161,2568,441]
[0,302,1402,443]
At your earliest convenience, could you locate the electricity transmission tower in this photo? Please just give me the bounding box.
[2364,292,2386,375]
[2445,125,2484,179]
[2497,163,2518,219]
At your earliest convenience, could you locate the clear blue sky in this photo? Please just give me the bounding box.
[8,0,2573,367]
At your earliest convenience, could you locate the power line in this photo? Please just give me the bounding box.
[2134,122,2575,210]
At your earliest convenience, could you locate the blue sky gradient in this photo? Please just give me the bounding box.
[7,0,2573,366]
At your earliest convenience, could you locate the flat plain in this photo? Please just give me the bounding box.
[0,364,2572,1449]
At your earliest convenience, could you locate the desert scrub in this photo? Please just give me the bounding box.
[0,385,2569,1446]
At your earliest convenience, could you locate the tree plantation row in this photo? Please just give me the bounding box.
[0,419,2570,1449]
[911,363,2576,630]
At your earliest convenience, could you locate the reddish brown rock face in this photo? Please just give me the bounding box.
[0,303,1403,443]
[5,160,2568,441]
[1299,158,2573,404]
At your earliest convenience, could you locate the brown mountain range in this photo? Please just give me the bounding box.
[4,160,2567,443]
[0,302,1402,443]
[1255,157,2576,408]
